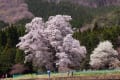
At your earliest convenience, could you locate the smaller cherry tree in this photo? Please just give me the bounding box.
[89,40,120,69]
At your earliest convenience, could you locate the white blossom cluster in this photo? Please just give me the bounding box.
[17,15,87,71]
[89,41,120,69]
[0,0,33,24]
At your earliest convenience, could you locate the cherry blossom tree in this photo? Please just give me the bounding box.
[89,40,120,70]
[17,15,87,72]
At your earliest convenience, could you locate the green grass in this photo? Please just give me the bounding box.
[11,74,37,79]
[74,69,120,76]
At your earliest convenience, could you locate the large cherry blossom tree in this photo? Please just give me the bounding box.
[17,15,87,72]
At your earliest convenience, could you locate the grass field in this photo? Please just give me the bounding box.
[3,69,120,80]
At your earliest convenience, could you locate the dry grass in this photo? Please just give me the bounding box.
[35,74,120,80]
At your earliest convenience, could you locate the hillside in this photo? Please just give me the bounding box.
[93,10,120,28]
[80,10,120,32]
[0,0,120,26]
[26,0,120,28]
[46,0,120,8]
